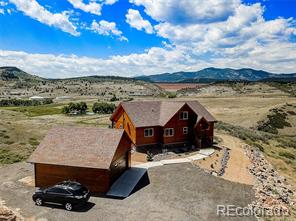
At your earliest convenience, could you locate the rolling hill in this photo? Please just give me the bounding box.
[136,68,296,82]
[0,66,134,83]
[0,67,44,82]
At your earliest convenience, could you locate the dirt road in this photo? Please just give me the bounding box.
[217,133,255,185]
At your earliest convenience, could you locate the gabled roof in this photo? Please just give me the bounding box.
[28,127,126,169]
[111,100,216,128]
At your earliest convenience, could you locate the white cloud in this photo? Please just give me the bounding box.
[67,0,102,15]
[90,20,127,41]
[0,1,8,7]
[9,0,79,36]
[2,0,296,77]
[126,9,154,34]
[67,0,118,15]
[1,39,296,81]
[104,0,118,5]
[130,0,240,24]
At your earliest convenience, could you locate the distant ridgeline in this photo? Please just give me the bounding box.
[135,68,296,83]
[0,66,134,83]
[1,66,296,84]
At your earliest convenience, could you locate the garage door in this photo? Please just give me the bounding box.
[110,153,128,183]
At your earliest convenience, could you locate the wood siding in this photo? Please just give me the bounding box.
[136,126,162,146]
[113,107,136,144]
[111,104,215,148]
[194,118,214,147]
[35,164,110,193]
[162,104,197,144]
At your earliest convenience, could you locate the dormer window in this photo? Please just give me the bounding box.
[180,111,188,120]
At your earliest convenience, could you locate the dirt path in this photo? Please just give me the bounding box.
[217,133,255,185]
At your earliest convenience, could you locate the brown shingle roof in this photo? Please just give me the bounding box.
[28,127,126,169]
[112,100,216,127]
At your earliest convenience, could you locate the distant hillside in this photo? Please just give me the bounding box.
[1,66,295,83]
[136,68,296,82]
[0,67,44,82]
[0,66,135,83]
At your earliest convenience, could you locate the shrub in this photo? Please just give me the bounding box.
[0,148,26,164]
[279,151,295,160]
[257,108,291,134]
[62,106,70,114]
[146,151,153,161]
[62,102,88,115]
[287,110,296,115]
[92,102,116,114]
[29,138,40,146]
[0,98,53,107]
[110,94,119,102]
[167,92,177,98]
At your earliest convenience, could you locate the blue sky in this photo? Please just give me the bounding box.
[0,0,295,78]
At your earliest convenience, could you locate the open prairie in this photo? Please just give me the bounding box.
[1,81,296,220]
[156,83,207,92]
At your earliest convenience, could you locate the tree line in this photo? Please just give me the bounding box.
[62,102,116,115]
[0,98,53,107]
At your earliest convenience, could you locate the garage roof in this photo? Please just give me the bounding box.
[28,127,127,169]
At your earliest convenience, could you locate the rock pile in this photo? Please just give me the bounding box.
[218,146,230,176]
[0,198,24,221]
[244,145,295,218]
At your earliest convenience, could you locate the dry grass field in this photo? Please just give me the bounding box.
[0,81,296,219]
[156,83,207,92]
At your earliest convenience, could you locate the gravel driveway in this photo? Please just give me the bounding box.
[0,162,256,221]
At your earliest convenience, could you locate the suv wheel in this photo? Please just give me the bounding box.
[65,202,73,211]
[35,198,43,206]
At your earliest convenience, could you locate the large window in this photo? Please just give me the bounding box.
[183,127,188,134]
[180,111,188,120]
[164,128,174,137]
[144,128,154,137]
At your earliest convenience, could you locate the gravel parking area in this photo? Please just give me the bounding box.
[0,162,256,221]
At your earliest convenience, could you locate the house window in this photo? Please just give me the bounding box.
[201,123,209,130]
[144,128,154,137]
[180,111,188,120]
[164,128,174,137]
[183,127,188,134]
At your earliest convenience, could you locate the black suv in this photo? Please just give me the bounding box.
[32,181,90,211]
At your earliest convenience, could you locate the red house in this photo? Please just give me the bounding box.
[110,100,217,149]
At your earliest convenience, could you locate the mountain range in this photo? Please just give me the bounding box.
[1,66,296,83]
[135,68,296,83]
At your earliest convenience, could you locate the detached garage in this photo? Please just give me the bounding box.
[28,127,132,194]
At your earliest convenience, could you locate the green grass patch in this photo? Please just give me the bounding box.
[0,148,27,164]
[216,121,272,145]
[167,92,177,98]
[28,137,40,146]
[0,103,62,117]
